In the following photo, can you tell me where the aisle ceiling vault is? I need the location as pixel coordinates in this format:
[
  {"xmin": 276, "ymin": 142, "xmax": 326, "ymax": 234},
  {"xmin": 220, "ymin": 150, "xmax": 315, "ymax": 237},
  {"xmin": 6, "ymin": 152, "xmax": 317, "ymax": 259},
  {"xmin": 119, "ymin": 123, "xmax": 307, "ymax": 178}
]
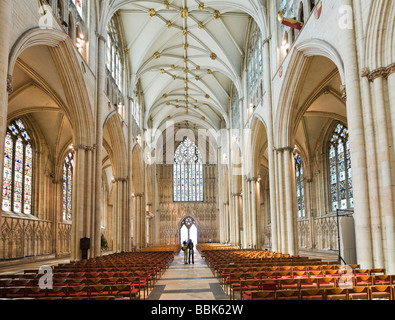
[{"xmin": 115, "ymin": 0, "xmax": 265, "ymax": 132}]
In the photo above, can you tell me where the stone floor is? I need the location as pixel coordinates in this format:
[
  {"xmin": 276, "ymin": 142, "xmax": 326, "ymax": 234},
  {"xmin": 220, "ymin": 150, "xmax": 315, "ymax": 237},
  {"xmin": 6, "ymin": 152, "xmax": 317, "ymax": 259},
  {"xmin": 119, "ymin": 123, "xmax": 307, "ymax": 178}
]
[{"xmin": 147, "ymin": 249, "xmax": 228, "ymax": 300}]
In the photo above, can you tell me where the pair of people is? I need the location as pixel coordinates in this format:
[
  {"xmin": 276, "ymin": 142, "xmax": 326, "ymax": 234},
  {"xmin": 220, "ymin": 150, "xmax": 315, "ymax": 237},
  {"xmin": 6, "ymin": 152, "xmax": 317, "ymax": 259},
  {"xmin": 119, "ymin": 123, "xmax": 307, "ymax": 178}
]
[{"xmin": 182, "ymin": 239, "xmax": 194, "ymax": 264}]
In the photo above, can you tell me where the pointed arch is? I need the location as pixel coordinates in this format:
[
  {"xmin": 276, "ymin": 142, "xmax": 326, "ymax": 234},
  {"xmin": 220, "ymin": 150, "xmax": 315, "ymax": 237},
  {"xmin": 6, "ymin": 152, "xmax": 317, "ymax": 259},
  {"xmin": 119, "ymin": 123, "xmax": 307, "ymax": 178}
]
[{"xmin": 8, "ymin": 27, "xmax": 95, "ymax": 148}]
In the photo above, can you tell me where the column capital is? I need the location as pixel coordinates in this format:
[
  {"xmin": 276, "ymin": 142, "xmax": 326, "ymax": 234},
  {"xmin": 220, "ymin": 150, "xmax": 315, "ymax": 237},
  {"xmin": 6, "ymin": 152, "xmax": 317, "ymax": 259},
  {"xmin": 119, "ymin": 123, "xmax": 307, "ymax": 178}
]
[
  {"xmin": 262, "ymin": 35, "xmax": 272, "ymax": 46},
  {"xmin": 273, "ymin": 146, "xmax": 294, "ymax": 153},
  {"xmin": 362, "ymin": 63, "xmax": 395, "ymax": 82},
  {"xmin": 7, "ymin": 74, "xmax": 13, "ymax": 95},
  {"xmin": 340, "ymin": 85, "xmax": 347, "ymax": 102},
  {"xmin": 74, "ymin": 144, "xmax": 96, "ymax": 152},
  {"xmin": 95, "ymin": 31, "xmax": 106, "ymax": 43}
]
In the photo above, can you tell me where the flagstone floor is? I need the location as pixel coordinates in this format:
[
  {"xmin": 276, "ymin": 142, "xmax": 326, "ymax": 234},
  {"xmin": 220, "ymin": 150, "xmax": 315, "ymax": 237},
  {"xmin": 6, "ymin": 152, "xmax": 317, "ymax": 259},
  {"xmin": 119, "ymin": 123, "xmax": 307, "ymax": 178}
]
[{"xmin": 147, "ymin": 249, "xmax": 228, "ymax": 300}]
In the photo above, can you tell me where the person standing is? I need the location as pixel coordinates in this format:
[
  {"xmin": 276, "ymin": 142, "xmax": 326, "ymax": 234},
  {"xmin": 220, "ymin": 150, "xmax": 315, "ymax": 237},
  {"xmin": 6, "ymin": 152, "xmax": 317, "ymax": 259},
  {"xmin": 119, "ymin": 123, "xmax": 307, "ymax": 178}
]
[
  {"xmin": 188, "ymin": 239, "xmax": 194, "ymax": 264},
  {"xmin": 182, "ymin": 241, "xmax": 188, "ymax": 264}
]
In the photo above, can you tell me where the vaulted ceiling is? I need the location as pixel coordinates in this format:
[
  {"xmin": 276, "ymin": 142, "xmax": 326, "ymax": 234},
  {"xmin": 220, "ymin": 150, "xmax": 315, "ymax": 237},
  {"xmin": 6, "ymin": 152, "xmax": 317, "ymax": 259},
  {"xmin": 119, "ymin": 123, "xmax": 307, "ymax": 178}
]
[{"xmin": 115, "ymin": 0, "xmax": 266, "ymax": 132}]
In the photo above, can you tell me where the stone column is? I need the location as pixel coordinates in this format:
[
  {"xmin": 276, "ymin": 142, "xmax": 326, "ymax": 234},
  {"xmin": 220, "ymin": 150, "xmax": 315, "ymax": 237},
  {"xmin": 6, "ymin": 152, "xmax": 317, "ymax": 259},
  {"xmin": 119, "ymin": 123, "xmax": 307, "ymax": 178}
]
[
  {"xmin": 242, "ymin": 177, "xmax": 249, "ymax": 248},
  {"xmin": 135, "ymin": 194, "xmax": 141, "ymax": 249},
  {"xmin": 276, "ymin": 149, "xmax": 286, "ymax": 253},
  {"xmin": 0, "ymin": 0, "xmax": 13, "ymax": 225},
  {"xmin": 283, "ymin": 147, "xmax": 297, "ymax": 255},
  {"xmin": 250, "ymin": 178, "xmax": 257, "ymax": 248},
  {"xmin": 386, "ymin": 68, "xmax": 395, "ymax": 273},
  {"xmin": 231, "ymin": 193, "xmax": 240, "ymax": 246},
  {"xmin": 341, "ymin": 0, "xmax": 373, "ymax": 268},
  {"xmin": 71, "ymin": 145, "xmax": 97, "ymax": 260},
  {"xmin": 262, "ymin": 37, "xmax": 278, "ymax": 252},
  {"xmin": 93, "ymin": 32, "xmax": 106, "ymax": 257}
]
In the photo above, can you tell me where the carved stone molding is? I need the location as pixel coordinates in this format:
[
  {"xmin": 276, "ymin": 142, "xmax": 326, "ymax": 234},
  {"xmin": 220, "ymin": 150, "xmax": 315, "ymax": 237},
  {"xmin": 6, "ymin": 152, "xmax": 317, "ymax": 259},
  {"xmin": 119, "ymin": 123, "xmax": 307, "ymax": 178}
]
[
  {"xmin": 7, "ymin": 74, "xmax": 13, "ymax": 95},
  {"xmin": 95, "ymin": 32, "xmax": 106, "ymax": 43},
  {"xmin": 273, "ymin": 146, "xmax": 294, "ymax": 153},
  {"xmin": 362, "ymin": 64, "xmax": 395, "ymax": 82},
  {"xmin": 74, "ymin": 144, "xmax": 96, "ymax": 152},
  {"xmin": 340, "ymin": 85, "xmax": 347, "ymax": 102}
]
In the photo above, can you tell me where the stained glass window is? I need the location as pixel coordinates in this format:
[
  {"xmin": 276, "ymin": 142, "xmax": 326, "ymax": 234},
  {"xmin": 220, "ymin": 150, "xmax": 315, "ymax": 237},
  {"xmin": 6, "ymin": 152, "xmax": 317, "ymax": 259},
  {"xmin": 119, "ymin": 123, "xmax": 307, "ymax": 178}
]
[
  {"xmin": 63, "ymin": 152, "xmax": 73, "ymax": 221},
  {"xmin": 72, "ymin": 0, "xmax": 83, "ymax": 18},
  {"xmin": 173, "ymin": 138, "xmax": 203, "ymax": 202},
  {"xmin": 107, "ymin": 17, "xmax": 123, "ymax": 90},
  {"xmin": 2, "ymin": 119, "xmax": 33, "ymax": 214},
  {"xmin": 247, "ymin": 22, "xmax": 263, "ymax": 92},
  {"xmin": 329, "ymin": 123, "xmax": 354, "ymax": 211},
  {"xmin": 295, "ymin": 154, "xmax": 305, "ymax": 218}
]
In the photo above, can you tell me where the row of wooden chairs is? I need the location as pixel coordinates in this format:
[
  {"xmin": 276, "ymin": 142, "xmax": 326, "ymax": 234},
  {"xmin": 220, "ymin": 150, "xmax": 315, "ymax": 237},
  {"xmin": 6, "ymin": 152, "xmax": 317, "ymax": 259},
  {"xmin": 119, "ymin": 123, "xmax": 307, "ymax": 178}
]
[
  {"xmin": 219, "ymin": 268, "xmax": 386, "ymax": 287},
  {"xmin": 228, "ymin": 275, "xmax": 395, "ymax": 300},
  {"xmin": 243, "ymin": 285, "xmax": 395, "ymax": 300},
  {"xmin": 0, "ymin": 283, "xmax": 140, "ymax": 300},
  {"xmin": 0, "ymin": 275, "xmax": 150, "ymax": 299}
]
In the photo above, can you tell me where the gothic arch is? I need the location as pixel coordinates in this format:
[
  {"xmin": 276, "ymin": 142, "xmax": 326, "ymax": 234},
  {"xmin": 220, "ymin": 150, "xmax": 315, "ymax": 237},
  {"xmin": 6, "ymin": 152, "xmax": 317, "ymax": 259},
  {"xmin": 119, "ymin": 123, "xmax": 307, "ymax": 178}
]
[
  {"xmin": 103, "ymin": 114, "xmax": 128, "ymax": 179},
  {"xmin": 8, "ymin": 27, "xmax": 95, "ymax": 147},
  {"xmin": 365, "ymin": 0, "xmax": 395, "ymax": 70},
  {"xmin": 275, "ymin": 40, "xmax": 345, "ymax": 147}
]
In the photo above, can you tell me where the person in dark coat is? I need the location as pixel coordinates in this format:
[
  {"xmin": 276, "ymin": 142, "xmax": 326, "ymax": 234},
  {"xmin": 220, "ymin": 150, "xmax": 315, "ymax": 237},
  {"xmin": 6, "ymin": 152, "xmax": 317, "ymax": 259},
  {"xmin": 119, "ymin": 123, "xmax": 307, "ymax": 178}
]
[{"xmin": 187, "ymin": 239, "xmax": 194, "ymax": 264}]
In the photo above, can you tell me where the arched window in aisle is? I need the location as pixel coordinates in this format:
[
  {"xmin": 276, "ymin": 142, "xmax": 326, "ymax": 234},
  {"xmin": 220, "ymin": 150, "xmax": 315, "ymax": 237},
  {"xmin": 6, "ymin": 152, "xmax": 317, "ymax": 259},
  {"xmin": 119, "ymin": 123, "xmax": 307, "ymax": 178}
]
[
  {"xmin": 62, "ymin": 151, "xmax": 74, "ymax": 221},
  {"xmin": 173, "ymin": 138, "xmax": 203, "ymax": 202},
  {"xmin": 106, "ymin": 17, "xmax": 123, "ymax": 90},
  {"xmin": 329, "ymin": 123, "xmax": 354, "ymax": 211},
  {"xmin": 294, "ymin": 153, "xmax": 305, "ymax": 218},
  {"xmin": 247, "ymin": 22, "xmax": 263, "ymax": 94},
  {"xmin": 72, "ymin": 0, "xmax": 83, "ymax": 18},
  {"xmin": 2, "ymin": 119, "xmax": 33, "ymax": 214}
]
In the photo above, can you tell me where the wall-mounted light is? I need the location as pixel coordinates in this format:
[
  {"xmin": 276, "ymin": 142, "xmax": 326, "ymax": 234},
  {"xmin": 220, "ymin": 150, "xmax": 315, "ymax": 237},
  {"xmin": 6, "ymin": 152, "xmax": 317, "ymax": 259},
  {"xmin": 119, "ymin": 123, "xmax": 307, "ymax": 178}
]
[{"xmin": 76, "ymin": 33, "xmax": 85, "ymax": 52}]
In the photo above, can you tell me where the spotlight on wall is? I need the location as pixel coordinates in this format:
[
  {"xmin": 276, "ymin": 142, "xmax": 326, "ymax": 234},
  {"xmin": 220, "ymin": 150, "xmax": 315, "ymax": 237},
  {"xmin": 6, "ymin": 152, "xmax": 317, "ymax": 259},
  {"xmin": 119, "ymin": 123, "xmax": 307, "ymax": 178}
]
[
  {"xmin": 282, "ymin": 39, "xmax": 290, "ymax": 50},
  {"xmin": 76, "ymin": 33, "xmax": 85, "ymax": 51}
]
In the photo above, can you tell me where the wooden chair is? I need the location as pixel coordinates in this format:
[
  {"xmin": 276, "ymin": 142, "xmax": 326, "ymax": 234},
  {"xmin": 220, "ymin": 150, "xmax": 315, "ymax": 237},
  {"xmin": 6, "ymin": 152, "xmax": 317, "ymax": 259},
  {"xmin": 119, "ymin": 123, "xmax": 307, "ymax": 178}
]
[
  {"xmin": 353, "ymin": 269, "xmax": 369, "ymax": 276},
  {"xmin": 0, "ymin": 279, "xmax": 13, "ymax": 288},
  {"xmin": 348, "ymin": 286, "xmax": 369, "ymax": 300},
  {"xmin": 369, "ymin": 285, "xmax": 392, "ymax": 300},
  {"xmin": 276, "ymin": 289, "xmax": 300, "ymax": 300},
  {"xmin": 300, "ymin": 289, "xmax": 326, "ymax": 300},
  {"xmin": 245, "ymin": 290, "xmax": 276, "ymax": 300},
  {"xmin": 46, "ymin": 286, "xmax": 68, "ymax": 299},
  {"xmin": 299, "ymin": 278, "xmax": 318, "ymax": 290},
  {"xmin": 237, "ymin": 280, "xmax": 262, "ymax": 300},
  {"xmin": 369, "ymin": 268, "xmax": 386, "ymax": 276},
  {"xmin": 226, "ymin": 272, "xmax": 245, "ymax": 296},
  {"xmin": 308, "ymin": 270, "xmax": 324, "ymax": 278},
  {"xmin": 88, "ymin": 285, "xmax": 112, "ymax": 299},
  {"xmin": 111, "ymin": 284, "xmax": 139, "ymax": 300},
  {"xmin": 324, "ymin": 270, "xmax": 339, "ymax": 277},
  {"xmin": 354, "ymin": 275, "xmax": 374, "ymax": 287},
  {"xmin": 2, "ymin": 287, "xmax": 26, "ymax": 299},
  {"xmin": 317, "ymin": 277, "xmax": 337, "ymax": 289},
  {"xmin": 278, "ymin": 278, "xmax": 299, "ymax": 290},
  {"xmin": 293, "ymin": 271, "xmax": 308, "ymax": 279},
  {"xmin": 67, "ymin": 285, "xmax": 89, "ymax": 298},
  {"xmin": 347, "ymin": 264, "xmax": 360, "ymax": 269},
  {"xmin": 373, "ymin": 275, "xmax": 391, "ymax": 285},
  {"xmin": 325, "ymin": 288, "xmax": 348, "ymax": 300},
  {"xmin": 277, "ymin": 270, "xmax": 292, "ymax": 279}
]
